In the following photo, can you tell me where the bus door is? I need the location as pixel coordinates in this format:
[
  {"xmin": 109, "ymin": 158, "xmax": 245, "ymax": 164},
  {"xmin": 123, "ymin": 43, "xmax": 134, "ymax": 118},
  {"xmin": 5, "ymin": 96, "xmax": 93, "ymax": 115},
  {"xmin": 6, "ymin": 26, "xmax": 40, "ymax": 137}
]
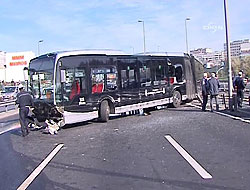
[
  {"xmin": 117, "ymin": 58, "xmax": 139, "ymax": 106},
  {"xmin": 150, "ymin": 58, "xmax": 172, "ymax": 99},
  {"xmin": 55, "ymin": 57, "xmax": 90, "ymax": 112},
  {"xmin": 168, "ymin": 56, "xmax": 187, "ymax": 98}
]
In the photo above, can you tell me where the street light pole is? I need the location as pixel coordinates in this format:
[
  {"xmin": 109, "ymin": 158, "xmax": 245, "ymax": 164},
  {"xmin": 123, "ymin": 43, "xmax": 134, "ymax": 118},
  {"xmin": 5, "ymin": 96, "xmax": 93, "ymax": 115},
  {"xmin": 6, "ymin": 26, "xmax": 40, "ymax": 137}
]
[
  {"xmin": 223, "ymin": 0, "xmax": 233, "ymax": 110},
  {"xmin": 138, "ymin": 20, "xmax": 146, "ymax": 54},
  {"xmin": 4, "ymin": 64, "xmax": 6, "ymax": 82},
  {"xmin": 38, "ymin": 40, "xmax": 43, "ymax": 56},
  {"xmin": 185, "ymin": 18, "xmax": 190, "ymax": 54}
]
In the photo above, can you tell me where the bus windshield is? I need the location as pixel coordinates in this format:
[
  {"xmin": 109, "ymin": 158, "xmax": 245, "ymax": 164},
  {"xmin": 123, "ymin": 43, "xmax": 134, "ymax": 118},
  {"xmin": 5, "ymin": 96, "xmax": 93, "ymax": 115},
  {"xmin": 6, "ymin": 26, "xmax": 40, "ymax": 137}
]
[{"xmin": 29, "ymin": 55, "xmax": 56, "ymax": 100}]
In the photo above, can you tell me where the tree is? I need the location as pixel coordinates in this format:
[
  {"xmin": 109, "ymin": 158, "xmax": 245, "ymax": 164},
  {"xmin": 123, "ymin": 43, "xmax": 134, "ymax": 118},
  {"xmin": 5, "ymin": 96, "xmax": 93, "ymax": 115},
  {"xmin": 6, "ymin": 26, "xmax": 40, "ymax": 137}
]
[
  {"xmin": 232, "ymin": 56, "xmax": 250, "ymax": 77},
  {"xmin": 218, "ymin": 56, "xmax": 250, "ymax": 79}
]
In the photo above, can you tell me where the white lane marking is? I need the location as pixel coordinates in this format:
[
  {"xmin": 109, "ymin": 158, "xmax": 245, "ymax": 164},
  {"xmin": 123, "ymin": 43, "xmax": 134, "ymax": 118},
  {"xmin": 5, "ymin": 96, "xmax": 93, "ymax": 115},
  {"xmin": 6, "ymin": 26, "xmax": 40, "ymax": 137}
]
[
  {"xmin": 0, "ymin": 123, "xmax": 20, "ymax": 135},
  {"xmin": 165, "ymin": 135, "xmax": 212, "ymax": 179},
  {"xmin": 188, "ymin": 103, "xmax": 250, "ymax": 124},
  {"xmin": 17, "ymin": 144, "xmax": 64, "ymax": 190}
]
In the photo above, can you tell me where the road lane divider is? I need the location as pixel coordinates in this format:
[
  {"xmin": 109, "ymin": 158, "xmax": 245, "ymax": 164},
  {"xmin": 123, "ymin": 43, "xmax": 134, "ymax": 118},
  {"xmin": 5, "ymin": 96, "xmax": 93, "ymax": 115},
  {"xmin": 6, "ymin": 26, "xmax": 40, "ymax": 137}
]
[
  {"xmin": 164, "ymin": 135, "xmax": 212, "ymax": 180},
  {"xmin": 17, "ymin": 143, "xmax": 64, "ymax": 190}
]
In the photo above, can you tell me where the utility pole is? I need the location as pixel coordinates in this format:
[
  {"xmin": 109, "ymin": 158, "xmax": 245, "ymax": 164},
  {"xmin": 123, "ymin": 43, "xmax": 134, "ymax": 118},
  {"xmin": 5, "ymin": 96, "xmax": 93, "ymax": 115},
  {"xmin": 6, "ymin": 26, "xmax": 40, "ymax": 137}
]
[
  {"xmin": 38, "ymin": 40, "xmax": 43, "ymax": 56},
  {"xmin": 138, "ymin": 20, "xmax": 146, "ymax": 54},
  {"xmin": 224, "ymin": 0, "xmax": 233, "ymax": 110},
  {"xmin": 185, "ymin": 18, "xmax": 190, "ymax": 54}
]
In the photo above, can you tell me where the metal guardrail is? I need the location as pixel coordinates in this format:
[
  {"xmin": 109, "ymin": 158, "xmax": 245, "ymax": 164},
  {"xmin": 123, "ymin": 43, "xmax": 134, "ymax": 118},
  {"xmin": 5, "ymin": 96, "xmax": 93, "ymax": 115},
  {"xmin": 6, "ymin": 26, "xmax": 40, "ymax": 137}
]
[{"xmin": 0, "ymin": 100, "xmax": 17, "ymax": 112}]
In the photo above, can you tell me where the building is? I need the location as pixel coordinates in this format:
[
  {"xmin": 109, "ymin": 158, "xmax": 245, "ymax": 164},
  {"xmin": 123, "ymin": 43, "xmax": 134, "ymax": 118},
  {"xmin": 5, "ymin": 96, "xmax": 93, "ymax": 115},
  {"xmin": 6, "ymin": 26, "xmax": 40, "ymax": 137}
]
[
  {"xmin": 224, "ymin": 39, "xmax": 250, "ymax": 57},
  {"xmin": 0, "ymin": 51, "xmax": 35, "ymax": 82},
  {"xmin": 190, "ymin": 48, "xmax": 213, "ymax": 54},
  {"xmin": 190, "ymin": 48, "xmax": 224, "ymax": 69},
  {"xmin": 240, "ymin": 43, "xmax": 250, "ymax": 57},
  {"xmin": 0, "ymin": 51, "xmax": 5, "ymax": 69}
]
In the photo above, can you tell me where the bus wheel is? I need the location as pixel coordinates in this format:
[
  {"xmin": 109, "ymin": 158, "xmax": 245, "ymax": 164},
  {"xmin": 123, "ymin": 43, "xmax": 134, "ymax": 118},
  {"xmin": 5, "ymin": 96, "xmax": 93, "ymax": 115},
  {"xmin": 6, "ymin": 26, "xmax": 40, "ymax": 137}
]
[
  {"xmin": 99, "ymin": 100, "xmax": 110, "ymax": 122},
  {"xmin": 172, "ymin": 91, "xmax": 181, "ymax": 108}
]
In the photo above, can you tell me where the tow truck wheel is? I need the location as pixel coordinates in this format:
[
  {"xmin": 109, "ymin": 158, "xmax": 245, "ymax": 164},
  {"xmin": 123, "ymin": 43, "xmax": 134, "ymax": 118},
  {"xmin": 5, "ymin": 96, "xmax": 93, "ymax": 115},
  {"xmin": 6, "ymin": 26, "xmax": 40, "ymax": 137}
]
[
  {"xmin": 99, "ymin": 100, "xmax": 110, "ymax": 122},
  {"xmin": 172, "ymin": 90, "xmax": 181, "ymax": 108}
]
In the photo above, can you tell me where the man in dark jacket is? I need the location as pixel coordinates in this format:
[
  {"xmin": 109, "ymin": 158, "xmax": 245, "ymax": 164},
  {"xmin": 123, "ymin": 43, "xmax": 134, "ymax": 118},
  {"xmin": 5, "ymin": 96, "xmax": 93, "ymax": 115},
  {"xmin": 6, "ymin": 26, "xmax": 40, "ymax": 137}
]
[
  {"xmin": 16, "ymin": 84, "xmax": 34, "ymax": 137},
  {"xmin": 201, "ymin": 72, "xmax": 209, "ymax": 111},
  {"xmin": 233, "ymin": 71, "xmax": 245, "ymax": 108},
  {"xmin": 208, "ymin": 72, "xmax": 220, "ymax": 112}
]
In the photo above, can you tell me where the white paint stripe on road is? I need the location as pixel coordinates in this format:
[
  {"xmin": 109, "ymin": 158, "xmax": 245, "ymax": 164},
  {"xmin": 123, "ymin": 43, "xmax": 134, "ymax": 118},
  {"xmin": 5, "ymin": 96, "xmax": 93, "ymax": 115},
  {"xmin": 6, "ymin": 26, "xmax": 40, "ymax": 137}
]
[
  {"xmin": 216, "ymin": 111, "xmax": 250, "ymax": 124},
  {"xmin": 0, "ymin": 123, "xmax": 20, "ymax": 135},
  {"xmin": 164, "ymin": 135, "xmax": 212, "ymax": 179},
  {"xmin": 17, "ymin": 144, "xmax": 64, "ymax": 190}
]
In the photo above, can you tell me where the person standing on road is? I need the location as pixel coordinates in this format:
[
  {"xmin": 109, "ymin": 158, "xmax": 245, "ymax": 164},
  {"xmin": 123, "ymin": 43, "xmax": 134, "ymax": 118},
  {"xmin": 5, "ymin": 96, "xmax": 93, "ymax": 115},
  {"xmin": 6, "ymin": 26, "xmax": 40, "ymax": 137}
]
[
  {"xmin": 201, "ymin": 72, "xmax": 209, "ymax": 111},
  {"xmin": 208, "ymin": 72, "xmax": 220, "ymax": 112},
  {"xmin": 16, "ymin": 84, "xmax": 34, "ymax": 137},
  {"xmin": 233, "ymin": 71, "xmax": 246, "ymax": 108}
]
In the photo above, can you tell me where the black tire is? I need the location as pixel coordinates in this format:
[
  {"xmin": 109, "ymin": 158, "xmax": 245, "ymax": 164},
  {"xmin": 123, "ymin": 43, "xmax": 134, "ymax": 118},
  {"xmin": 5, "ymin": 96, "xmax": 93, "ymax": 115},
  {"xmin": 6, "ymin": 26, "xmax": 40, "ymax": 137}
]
[
  {"xmin": 172, "ymin": 90, "xmax": 182, "ymax": 108},
  {"xmin": 99, "ymin": 100, "xmax": 110, "ymax": 122}
]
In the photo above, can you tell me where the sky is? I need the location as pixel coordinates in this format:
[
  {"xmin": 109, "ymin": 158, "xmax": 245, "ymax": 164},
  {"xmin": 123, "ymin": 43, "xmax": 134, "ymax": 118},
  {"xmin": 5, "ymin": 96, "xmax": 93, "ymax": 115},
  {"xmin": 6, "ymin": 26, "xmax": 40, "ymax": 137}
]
[{"xmin": 0, "ymin": 0, "xmax": 249, "ymax": 56}]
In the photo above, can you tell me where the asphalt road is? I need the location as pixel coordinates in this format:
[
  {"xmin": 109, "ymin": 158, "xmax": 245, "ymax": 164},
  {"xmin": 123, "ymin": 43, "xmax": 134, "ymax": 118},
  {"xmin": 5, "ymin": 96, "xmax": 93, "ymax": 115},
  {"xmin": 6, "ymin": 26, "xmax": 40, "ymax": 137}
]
[{"xmin": 0, "ymin": 105, "xmax": 250, "ymax": 190}]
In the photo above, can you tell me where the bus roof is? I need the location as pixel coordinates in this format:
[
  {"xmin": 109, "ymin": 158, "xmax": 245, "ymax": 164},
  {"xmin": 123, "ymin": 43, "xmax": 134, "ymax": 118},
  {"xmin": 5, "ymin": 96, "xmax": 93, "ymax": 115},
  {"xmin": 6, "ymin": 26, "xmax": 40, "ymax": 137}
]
[
  {"xmin": 33, "ymin": 50, "xmax": 191, "ymax": 63},
  {"xmin": 135, "ymin": 52, "xmax": 188, "ymax": 57},
  {"xmin": 55, "ymin": 49, "xmax": 128, "ymax": 59}
]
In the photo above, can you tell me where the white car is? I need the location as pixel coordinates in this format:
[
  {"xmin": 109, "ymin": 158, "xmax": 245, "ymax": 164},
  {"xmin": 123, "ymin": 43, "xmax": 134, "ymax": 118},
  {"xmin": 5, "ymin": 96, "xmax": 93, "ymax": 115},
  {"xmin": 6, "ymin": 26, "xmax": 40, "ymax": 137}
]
[{"xmin": 2, "ymin": 86, "xmax": 19, "ymax": 100}]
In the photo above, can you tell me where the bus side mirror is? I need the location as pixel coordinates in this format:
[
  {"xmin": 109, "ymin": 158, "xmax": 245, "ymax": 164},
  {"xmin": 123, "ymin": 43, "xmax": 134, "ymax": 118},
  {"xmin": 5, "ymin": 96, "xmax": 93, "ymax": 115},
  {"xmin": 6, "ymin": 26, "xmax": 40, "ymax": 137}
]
[{"xmin": 61, "ymin": 70, "xmax": 66, "ymax": 83}]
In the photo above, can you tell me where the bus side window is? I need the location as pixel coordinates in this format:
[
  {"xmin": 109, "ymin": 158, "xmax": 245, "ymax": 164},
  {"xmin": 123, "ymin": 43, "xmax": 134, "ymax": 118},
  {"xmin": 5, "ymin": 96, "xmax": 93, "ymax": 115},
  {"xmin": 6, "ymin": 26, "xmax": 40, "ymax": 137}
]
[
  {"xmin": 92, "ymin": 73, "xmax": 104, "ymax": 94},
  {"xmin": 175, "ymin": 64, "xmax": 183, "ymax": 82},
  {"xmin": 169, "ymin": 65, "xmax": 175, "ymax": 77},
  {"xmin": 69, "ymin": 80, "xmax": 80, "ymax": 100},
  {"xmin": 153, "ymin": 64, "xmax": 166, "ymax": 86},
  {"xmin": 64, "ymin": 69, "xmax": 75, "ymax": 101},
  {"xmin": 106, "ymin": 67, "xmax": 118, "ymax": 91},
  {"xmin": 128, "ymin": 69, "xmax": 136, "ymax": 88},
  {"xmin": 107, "ymin": 73, "xmax": 117, "ymax": 90},
  {"xmin": 121, "ymin": 70, "xmax": 128, "ymax": 89},
  {"xmin": 140, "ymin": 66, "xmax": 151, "ymax": 87}
]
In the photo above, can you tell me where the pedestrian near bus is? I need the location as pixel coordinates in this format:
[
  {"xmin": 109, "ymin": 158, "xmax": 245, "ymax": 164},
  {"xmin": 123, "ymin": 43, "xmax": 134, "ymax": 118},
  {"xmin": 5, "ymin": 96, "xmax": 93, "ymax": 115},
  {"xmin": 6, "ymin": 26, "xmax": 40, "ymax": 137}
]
[
  {"xmin": 16, "ymin": 84, "xmax": 34, "ymax": 137},
  {"xmin": 208, "ymin": 72, "xmax": 220, "ymax": 112},
  {"xmin": 201, "ymin": 72, "xmax": 209, "ymax": 111},
  {"xmin": 233, "ymin": 71, "xmax": 245, "ymax": 108}
]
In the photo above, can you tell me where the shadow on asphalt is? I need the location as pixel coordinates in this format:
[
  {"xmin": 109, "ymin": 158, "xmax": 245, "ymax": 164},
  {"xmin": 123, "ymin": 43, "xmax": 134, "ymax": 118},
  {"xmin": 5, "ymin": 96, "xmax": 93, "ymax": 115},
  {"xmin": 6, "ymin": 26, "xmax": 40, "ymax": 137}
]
[{"xmin": 62, "ymin": 120, "xmax": 94, "ymax": 129}]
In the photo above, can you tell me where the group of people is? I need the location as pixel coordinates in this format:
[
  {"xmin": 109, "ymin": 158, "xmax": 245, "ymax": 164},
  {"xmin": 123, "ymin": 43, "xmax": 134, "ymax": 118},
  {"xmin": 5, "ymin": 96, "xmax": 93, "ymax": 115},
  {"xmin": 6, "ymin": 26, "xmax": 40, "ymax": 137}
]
[
  {"xmin": 202, "ymin": 71, "xmax": 246, "ymax": 112},
  {"xmin": 201, "ymin": 72, "xmax": 220, "ymax": 112}
]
